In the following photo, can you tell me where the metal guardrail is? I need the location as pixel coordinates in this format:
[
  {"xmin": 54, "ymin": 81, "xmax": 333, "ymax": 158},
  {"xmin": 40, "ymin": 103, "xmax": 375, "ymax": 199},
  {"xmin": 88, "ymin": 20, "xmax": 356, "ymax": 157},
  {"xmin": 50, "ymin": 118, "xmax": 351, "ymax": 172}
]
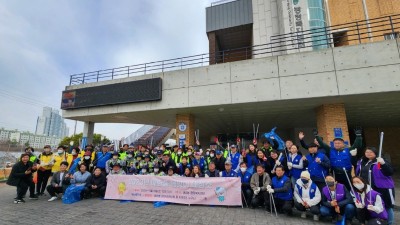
[{"xmin": 69, "ymin": 14, "xmax": 400, "ymax": 86}]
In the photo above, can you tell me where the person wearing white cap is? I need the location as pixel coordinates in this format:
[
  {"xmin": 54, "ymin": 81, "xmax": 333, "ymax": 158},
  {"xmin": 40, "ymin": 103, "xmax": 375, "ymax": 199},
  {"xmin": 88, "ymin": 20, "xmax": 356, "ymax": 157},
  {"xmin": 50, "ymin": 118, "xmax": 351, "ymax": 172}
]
[{"xmin": 294, "ymin": 171, "xmax": 321, "ymax": 221}]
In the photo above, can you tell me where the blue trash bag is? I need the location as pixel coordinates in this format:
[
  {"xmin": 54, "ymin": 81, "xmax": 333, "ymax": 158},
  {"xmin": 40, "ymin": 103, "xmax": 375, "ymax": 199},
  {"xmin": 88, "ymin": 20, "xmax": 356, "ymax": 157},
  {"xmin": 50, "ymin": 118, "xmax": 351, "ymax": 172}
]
[
  {"xmin": 153, "ymin": 201, "xmax": 168, "ymax": 208},
  {"xmin": 62, "ymin": 184, "xmax": 85, "ymax": 204}
]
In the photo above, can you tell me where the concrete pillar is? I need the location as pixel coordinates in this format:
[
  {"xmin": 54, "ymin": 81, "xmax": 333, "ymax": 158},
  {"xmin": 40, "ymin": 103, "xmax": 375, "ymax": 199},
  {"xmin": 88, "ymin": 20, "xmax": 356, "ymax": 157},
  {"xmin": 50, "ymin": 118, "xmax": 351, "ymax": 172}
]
[
  {"xmin": 315, "ymin": 103, "xmax": 350, "ymax": 142},
  {"xmin": 176, "ymin": 114, "xmax": 195, "ymax": 148},
  {"xmin": 82, "ymin": 121, "xmax": 95, "ymax": 146}
]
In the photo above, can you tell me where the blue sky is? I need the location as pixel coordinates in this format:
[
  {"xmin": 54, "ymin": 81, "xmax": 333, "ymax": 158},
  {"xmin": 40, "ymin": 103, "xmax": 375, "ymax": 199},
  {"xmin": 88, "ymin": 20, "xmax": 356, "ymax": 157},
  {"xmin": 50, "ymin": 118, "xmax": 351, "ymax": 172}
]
[{"xmin": 0, "ymin": 0, "xmax": 212, "ymax": 139}]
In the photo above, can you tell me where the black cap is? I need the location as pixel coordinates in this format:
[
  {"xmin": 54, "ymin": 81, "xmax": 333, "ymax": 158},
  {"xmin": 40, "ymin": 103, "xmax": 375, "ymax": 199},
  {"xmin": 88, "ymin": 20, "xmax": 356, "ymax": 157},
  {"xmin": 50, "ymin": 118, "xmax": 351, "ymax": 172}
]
[
  {"xmin": 168, "ymin": 166, "xmax": 174, "ymax": 170},
  {"xmin": 308, "ymin": 143, "xmax": 318, "ymax": 148}
]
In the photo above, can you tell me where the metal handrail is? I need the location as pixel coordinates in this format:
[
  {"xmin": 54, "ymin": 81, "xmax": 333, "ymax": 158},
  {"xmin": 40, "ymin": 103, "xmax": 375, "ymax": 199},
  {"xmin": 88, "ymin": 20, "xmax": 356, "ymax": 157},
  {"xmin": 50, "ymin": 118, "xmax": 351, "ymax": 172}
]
[{"xmin": 68, "ymin": 14, "xmax": 400, "ymax": 86}]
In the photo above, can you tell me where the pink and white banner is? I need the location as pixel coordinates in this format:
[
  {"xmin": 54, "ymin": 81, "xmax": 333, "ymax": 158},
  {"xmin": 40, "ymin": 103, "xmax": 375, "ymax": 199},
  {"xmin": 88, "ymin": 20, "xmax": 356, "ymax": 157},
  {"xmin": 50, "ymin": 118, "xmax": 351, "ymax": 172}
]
[{"xmin": 105, "ymin": 175, "xmax": 242, "ymax": 206}]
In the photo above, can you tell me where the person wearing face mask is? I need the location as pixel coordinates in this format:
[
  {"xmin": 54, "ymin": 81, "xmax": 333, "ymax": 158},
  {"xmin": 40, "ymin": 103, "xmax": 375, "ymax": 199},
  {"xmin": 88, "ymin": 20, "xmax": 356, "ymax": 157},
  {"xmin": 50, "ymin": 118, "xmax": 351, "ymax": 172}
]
[
  {"xmin": 302, "ymin": 143, "xmax": 330, "ymax": 191},
  {"xmin": 141, "ymin": 154, "xmax": 154, "ymax": 173},
  {"xmin": 36, "ymin": 145, "xmax": 54, "ymax": 196},
  {"xmin": 186, "ymin": 148, "xmax": 195, "ymax": 164},
  {"xmin": 150, "ymin": 164, "xmax": 165, "ymax": 176},
  {"xmin": 355, "ymin": 147, "xmax": 395, "ymax": 225},
  {"xmin": 173, "ymin": 148, "xmax": 184, "ymax": 166},
  {"xmin": 206, "ymin": 149, "xmax": 216, "ymax": 166},
  {"xmin": 83, "ymin": 167, "xmax": 106, "ymax": 199},
  {"xmin": 352, "ymin": 176, "xmax": 388, "ymax": 225},
  {"xmin": 67, "ymin": 147, "xmax": 81, "ymax": 166},
  {"xmin": 294, "ymin": 171, "xmax": 321, "ymax": 221},
  {"xmin": 238, "ymin": 162, "xmax": 252, "ymax": 206},
  {"xmin": 315, "ymin": 128, "xmax": 362, "ymax": 191},
  {"xmin": 191, "ymin": 152, "xmax": 207, "ymax": 174},
  {"xmin": 178, "ymin": 156, "xmax": 191, "ymax": 176},
  {"xmin": 106, "ymin": 152, "xmax": 124, "ymax": 174},
  {"xmin": 267, "ymin": 166, "xmax": 293, "ymax": 216},
  {"xmin": 51, "ymin": 146, "xmax": 68, "ymax": 174},
  {"xmin": 81, "ymin": 151, "xmax": 94, "ymax": 173},
  {"xmin": 124, "ymin": 151, "xmax": 135, "ymax": 174},
  {"xmin": 213, "ymin": 150, "xmax": 226, "ymax": 172},
  {"xmin": 119, "ymin": 144, "xmax": 129, "ymax": 161},
  {"xmin": 320, "ymin": 175, "xmax": 355, "ymax": 224},
  {"xmin": 153, "ymin": 150, "xmax": 164, "ymax": 168},
  {"xmin": 205, "ymin": 161, "xmax": 219, "ymax": 177}
]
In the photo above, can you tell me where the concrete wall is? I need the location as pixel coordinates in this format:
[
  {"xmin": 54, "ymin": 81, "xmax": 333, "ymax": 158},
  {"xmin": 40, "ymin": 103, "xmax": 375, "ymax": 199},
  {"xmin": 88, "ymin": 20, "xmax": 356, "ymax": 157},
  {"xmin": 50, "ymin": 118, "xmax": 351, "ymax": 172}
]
[{"xmin": 63, "ymin": 39, "xmax": 400, "ymax": 118}]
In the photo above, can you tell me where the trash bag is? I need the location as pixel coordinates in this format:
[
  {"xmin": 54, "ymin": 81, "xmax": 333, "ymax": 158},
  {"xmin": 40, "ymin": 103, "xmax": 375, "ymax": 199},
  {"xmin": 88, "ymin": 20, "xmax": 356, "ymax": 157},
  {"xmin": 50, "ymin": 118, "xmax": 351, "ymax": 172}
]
[
  {"xmin": 153, "ymin": 201, "xmax": 168, "ymax": 208},
  {"xmin": 32, "ymin": 172, "xmax": 38, "ymax": 184},
  {"xmin": 62, "ymin": 184, "xmax": 85, "ymax": 204}
]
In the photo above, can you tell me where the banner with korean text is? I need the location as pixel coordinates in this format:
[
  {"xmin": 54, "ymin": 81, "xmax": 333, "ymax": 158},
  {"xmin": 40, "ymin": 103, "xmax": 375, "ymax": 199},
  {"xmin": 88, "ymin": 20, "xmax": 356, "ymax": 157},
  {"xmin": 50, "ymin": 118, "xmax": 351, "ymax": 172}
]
[{"xmin": 105, "ymin": 175, "xmax": 242, "ymax": 206}]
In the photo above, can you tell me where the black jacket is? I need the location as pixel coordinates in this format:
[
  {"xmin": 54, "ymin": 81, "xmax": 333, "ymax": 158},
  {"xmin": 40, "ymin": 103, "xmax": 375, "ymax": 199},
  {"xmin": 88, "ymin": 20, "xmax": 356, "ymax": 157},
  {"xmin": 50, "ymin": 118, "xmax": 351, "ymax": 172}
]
[
  {"xmin": 86, "ymin": 173, "xmax": 106, "ymax": 189},
  {"xmin": 7, "ymin": 161, "xmax": 35, "ymax": 186},
  {"xmin": 213, "ymin": 156, "xmax": 226, "ymax": 172},
  {"xmin": 50, "ymin": 171, "xmax": 71, "ymax": 189}
]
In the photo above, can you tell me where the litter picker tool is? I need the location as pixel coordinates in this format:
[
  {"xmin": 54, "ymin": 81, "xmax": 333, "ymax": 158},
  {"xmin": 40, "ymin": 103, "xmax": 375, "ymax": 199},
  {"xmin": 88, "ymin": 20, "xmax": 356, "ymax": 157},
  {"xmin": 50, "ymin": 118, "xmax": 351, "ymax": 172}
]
[
  {"xmin": 343, "ymin": 167, "xmax": 359, "ymax": 203},
  {"xmin": 377, "ymin": 132, "xmax": 384, "ymax": 169},
  {"xmin": 253, "ymin": 123, "xmax": 259, "ymax": 144}
]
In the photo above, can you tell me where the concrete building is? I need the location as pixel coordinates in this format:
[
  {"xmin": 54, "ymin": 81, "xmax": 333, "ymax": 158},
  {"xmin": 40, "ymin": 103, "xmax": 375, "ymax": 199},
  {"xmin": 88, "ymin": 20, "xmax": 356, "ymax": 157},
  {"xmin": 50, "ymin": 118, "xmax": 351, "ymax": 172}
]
[
  {"xmin": 61, "ymin": 1, "xmax": 400, "ymax": 170},
  {"xmin": 35, "ymin": 107, "xmax": 69, "ymax": 138}
]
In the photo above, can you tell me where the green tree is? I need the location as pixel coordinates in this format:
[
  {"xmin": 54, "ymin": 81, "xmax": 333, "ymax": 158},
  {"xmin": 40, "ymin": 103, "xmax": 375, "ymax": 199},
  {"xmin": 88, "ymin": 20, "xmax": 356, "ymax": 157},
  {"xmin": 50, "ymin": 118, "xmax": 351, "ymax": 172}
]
[
  {"xmin": 59, "ymin": 133, "xmax": 110, "ymax": 147},
  {"xmin": 24, "ymin": 141, "xmax": 30, "ymax": 147}
]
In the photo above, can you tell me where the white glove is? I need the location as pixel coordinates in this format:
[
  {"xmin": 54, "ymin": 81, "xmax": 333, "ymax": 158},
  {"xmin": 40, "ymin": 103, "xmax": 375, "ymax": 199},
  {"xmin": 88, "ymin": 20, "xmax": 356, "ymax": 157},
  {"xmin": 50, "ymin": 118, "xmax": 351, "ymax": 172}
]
[
  {"xmin": 205, "ymin": 174, "xmax": 209, "ymax": 178},
  {"xmin": 195, "ymin": 174, "xmax": 199, "ymax": 178},
  {"xmin": 254, "ymin": 187, "xmax": 261, "ymax": 195},
  {"xmin": 219, "ymin": 171, "xmax": 223, "ymax": 177},
  {"xmin": 268, "ymin": 189, "xmax": 274, "ymax": 194},
  {"xmin": 275, "ymin": 161, "xmax": 281, "ymax": 166},
  {"xmin": 266, "ymin": 185, "xmax": 271, "ymax": 190},
  {"xmin": 377, "ymin": 157, "xmax": 385, "ymax": 165},
  {"xmin": 176, "ymin": 163, "xmax": 180, "ymax": 167},
  {"xmin": 287, "ymin": 162, "xmax": 293, "ymax": 167},
  {"xmin": 350, "ymin": 148, "xmax": 357, "ymax": 156},
  {"xmin": 367, "ymin": 204, "xmax": 379, "ymax": 213},
  {"xmin": 355, "ymin": 201, "xmax": 364, "ymax": 209}
]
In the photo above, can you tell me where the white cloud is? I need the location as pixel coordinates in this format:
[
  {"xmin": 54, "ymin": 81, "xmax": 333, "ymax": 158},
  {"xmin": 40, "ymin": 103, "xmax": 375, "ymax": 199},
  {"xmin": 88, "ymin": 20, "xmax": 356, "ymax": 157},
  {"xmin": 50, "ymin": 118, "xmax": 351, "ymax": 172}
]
[{"xmin": 0, "ymin": 0, "xmax": 211, "ymax": 140}]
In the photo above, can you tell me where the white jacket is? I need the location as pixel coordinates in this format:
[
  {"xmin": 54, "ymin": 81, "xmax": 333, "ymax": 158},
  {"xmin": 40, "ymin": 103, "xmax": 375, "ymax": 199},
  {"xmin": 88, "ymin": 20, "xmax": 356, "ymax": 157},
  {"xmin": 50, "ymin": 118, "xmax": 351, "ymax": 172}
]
[{"xmin": 294, "ymin": 179, "xmax": 321, "ymax": 206}]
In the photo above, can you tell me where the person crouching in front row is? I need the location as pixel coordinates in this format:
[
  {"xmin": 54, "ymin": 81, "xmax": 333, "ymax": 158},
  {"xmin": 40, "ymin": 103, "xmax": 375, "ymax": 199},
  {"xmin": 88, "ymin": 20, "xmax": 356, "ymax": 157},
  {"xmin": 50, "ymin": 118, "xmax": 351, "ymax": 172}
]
[
  {"xmin": 83, "ymin": 167, "xmax": 107, "ymax": 199},
  {"xmin": 294, "ymin": 171, "xmax": 321, "ymax": 221},
  {"xmin": 47, "ymin": 161, "xmax": 71, "ymax": 202},
  {"xmin": 250, "ymin": 164, "xmax": 271, "ymax": 210}
]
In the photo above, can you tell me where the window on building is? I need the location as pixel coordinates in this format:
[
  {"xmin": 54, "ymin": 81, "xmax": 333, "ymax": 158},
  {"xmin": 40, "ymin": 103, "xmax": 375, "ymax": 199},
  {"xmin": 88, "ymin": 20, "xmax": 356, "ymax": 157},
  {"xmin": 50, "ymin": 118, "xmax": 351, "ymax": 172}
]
[{"xmin": 384, "ymin": 32, "xmax": 399, "ymax": 40}]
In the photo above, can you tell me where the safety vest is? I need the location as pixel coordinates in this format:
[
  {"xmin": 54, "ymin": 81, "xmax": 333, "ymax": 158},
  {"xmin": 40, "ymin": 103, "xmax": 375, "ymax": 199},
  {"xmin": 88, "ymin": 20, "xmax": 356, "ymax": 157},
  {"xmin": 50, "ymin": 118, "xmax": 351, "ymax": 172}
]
[
  {"xmin": 51, "ymin": 153, "xmax": 68, "ymax": 173},
  {"xmin": 272, "ymin": 175, "xmax": 293, "ymax": 201},
  {"xmin": 38, "ymin": 153, "xmax": 53, "ymax": 170},
  {"xmin": 222, "ymin": 170, "xmax": 237, "ymax": 177},
  {"xmin": 119, "ymin": 151, "xmax": 127, "ymax": 160},
  {"xmin": 296, "ymin": 182, "xmax": 318, "ymax": 199},
  {"xmin": 306, "ymin": 152, "xmax": 328, "ymax": 180},
  {"xmin": 330, "ymin": 147, "xmax": 352, "ymax": 170}
]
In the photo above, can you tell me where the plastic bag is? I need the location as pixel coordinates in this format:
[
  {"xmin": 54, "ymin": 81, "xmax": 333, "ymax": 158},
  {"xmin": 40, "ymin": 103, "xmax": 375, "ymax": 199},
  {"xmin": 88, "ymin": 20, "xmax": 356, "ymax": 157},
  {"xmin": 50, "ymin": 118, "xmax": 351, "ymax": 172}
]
[
  {"xmin": 62, "ymin": 184, "xmax": 85, "ymax": 204},
  {"xmin": 153, "ymin": 201, "xmax": 168, "ymax": 208},
  {"xmin": 32, "ymin": 172, "xmax": 38, "ymax": 184}
]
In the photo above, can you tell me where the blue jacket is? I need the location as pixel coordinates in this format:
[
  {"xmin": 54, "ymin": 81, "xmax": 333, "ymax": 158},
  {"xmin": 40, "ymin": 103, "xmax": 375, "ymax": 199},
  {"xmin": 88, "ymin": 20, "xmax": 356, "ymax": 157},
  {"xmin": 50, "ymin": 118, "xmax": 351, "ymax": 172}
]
[
  {"xmin": 238, "ymin": 171, "xmax": 252, "ymax": 189},
  {"xmin": 222, "ymin": 170, "xmax": 237, "ymax": 177},
  {"xmin": 95, "ymin": 152, "xmax": 112, "ymax": 169},
  {"xmin": 304, "ymin": 152, "xmax": 330, "ymax": 182}
]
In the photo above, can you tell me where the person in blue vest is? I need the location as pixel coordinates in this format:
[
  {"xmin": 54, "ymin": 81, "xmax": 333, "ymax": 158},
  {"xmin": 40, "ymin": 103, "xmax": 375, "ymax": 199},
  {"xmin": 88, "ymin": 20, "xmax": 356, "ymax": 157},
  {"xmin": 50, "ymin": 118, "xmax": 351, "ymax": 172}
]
[
  {"xmin": 267, "ymin": 165, "xmax": 293, "ymax": 216},
  {"xmin": 221, "ymin": 160, "xmax": 237, "ymax": 177},
  {"xmin": 294, "ymin": 171, "xmax": 321, "ymax": 221},
  {"xmin": 298, "ymin": 131, "xmax": 326, "ymax": 154},
  {"xmin": 177, "ymin": 156, "xmax": 191, "ymax": 176},
  {"xmin": 227, "ymin": 144, "xmax": 243, "ymax": 173},
  {"xmin": 315, "ymin": 128, "xmax": 362, "ymax": 191},
  {"xmin": 302, "ymin": 143, "xmax": 330, "ymax": 191},
  {"xmin": 320, "ymin": 175, "xmax": 355, "ymax": 224},
  {"xmin": 246, "ymin": 144, "xmax": 258, "ymax": 174},
  {"xmin": 250, "ymin": 164, "xmax": 271, "ymax": 210},
  {"xmin": 238, "ymin": 162, "xmax": 252, "ymax": 206},
  {"xmin": 355, "ymin": 147, "xmax": 395, "ymax": 225},
  {"xmin": 93, "ymin": 144, "xmax": 112, "ymax": 174},
  {"xmin": 287, "ymin": 144, "xmax": 304, "ymax": 188},
  {"xmin": 352, "ymin": 176, "xmax": 388, "ymax": 225},
  {"xmin": 191, "ymin": 152, "xmax": 207, "ymax": 174}
]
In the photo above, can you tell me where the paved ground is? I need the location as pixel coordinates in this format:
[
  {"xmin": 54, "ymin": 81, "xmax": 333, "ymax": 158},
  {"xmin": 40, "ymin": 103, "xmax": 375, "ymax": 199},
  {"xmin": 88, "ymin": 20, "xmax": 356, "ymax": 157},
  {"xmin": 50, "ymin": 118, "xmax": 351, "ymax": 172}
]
[{"xmin": 0, "ymin": 183, "xmax": 397, "ymax": 225}]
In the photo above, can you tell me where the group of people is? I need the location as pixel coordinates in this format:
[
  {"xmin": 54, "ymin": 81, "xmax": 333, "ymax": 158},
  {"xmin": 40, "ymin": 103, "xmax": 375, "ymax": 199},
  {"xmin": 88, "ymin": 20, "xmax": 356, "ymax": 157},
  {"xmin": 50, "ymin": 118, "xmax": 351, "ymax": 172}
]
[{"xmin": 7, "ymin": 128, "xmax": 395, "ymax": 225}]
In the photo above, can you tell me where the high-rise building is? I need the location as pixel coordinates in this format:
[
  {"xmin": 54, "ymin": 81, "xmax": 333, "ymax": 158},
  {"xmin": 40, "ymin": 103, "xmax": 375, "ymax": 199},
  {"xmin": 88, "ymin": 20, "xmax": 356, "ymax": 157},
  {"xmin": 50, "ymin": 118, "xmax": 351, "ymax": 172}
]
[{"xmin": 35, "ymin": 107, "xmax": 69, "ymax": 137}]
